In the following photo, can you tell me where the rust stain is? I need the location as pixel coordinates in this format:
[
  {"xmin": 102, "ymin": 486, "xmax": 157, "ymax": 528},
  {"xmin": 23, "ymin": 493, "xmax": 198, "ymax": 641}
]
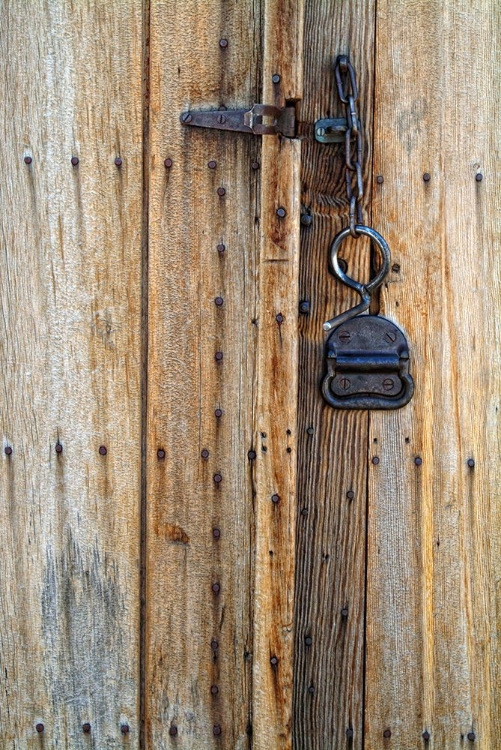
[{"xmin": 155, "ymin": 521, "xmax": 190, "ymax": 545}]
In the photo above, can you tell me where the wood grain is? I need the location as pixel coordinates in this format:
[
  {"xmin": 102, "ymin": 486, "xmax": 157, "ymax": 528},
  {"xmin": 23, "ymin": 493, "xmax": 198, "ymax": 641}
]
[
  {"xmin": 0, "ymin": 1, "xmax": 143, "ymax": 747},
  {"xmin": 293, "ymin": 2, "xmax": 376, "ymax": 748},
  {"xmin": 146, "ymin": 1, "xmax": 262, "ymax": 747},
  {"xmin": 366, "ymin": 1, "xmax": 501, "ymax": 748}
]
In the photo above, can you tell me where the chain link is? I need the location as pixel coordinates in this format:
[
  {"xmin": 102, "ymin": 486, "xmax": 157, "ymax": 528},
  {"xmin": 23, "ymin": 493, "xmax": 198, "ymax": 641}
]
[{"xmin": 334, "ymin": 55, "xmax": 364, "ymax": 237}]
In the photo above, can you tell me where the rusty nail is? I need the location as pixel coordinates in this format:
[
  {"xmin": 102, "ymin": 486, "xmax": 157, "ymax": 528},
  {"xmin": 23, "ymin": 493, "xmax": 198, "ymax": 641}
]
[
  {"xmin": 157, "ymin": 448, "xmax": 166, "ymax": 459},
  {"xmin": 212, "ymin": 528, "xmax": 221, "ymax": 540},
  {"xmin": 215, "ymin": 351, "xmax": 223, "ymax": 362},
  {"xmin": 217, "ymin": 186, "xmax": 226, "ymax": 196},
  {"xmin": 169, "ymin": 725, "xmax": 178, "ymax": 736},
  {"xmin": 71, "ymin": 156, "xmax": 79, "ymax": 166},
  {"xmin": 423, "ymin": 172, "xmax": 430, "ymax": 182},
  {"xmin": 215, "ymin": 296, "xmax": 224, "ymax": 306},
  {"xmin": 212, "ymin": 582, "xmax": 220, "ymax": 594},
  {"xmin": 346, "ymin": 728, "xmax": 354, "ymax": 739},
  {"xmin": 208, "ymin": 160, "xmax": 217, "ymax": 169},
  {"xmin": 372, "ymin": 456, "xmax": 380, "ymax": 465},
  {"xmin": 213, "ymin": 725, "xmax": 222, "ymax": 737},
  {"xmin": 467, "ymin": 732, "xmax": 475, "ymax": 741},
  {"xmin": 217, "ymin": 243, "xmax": 226, "ymax": 254},
  {"xmin": 475, "ymin": 173, "xmax": 483, "ymax": 182},
  {"xmin": 392, "ymin": 263, "xmax": 400, "ymax": 273},
  {"xmin": 217, "ymin": 115, "xmax": 226, "ymax": 125},
  {"xmin": 422, "ymin": 731, "xmax": 430, "ymax": 741},
  {"xmin": 251, "ymin": 161, "xmax": 260, "ymax": 170},
  {"xmin": 211, "ymin": 685, "xmax": 219, "ymax": 695},
  {"xmin": 201, "ymin": 449, "xmax": 209, "ymax": 459},
  {"xmin": 248, "ymin": 450, "xmax": 256, "ymax": 460},
  {"xmin": 114, "ymin": 157, "xmax": 122, "ymax": 167},
  {"xmin": 99, "ymin": 445, "xmax": 107, "ymax": 456},
  {"xmin": 341, "ymin": 607, "xmax": 349, "ymax": 617},
  {"xmin": 376, "ymin": 175, "xmax": 384, "ymax": 184},
  {"xmin": 276, "ymin": 313, "xmax": 284, "ymax": 323},
  {"xmin": 300, "ymin": 213, "xmax": 313, "ymax": 227},
  {"xmin": 5, "ymin": 446, "xmax": 12, "ymax": 456},
  {"xmin": 339, "ymin": 330, "xmax": 351, "ymax": 342},
  {"xmin": 301, "ymin": 507, "xmax": 308, "ymax": 516},
  {"xmin": 467, "ymin": 458, "xmax": 475, "ymax": 468},
  {"xmin": 299, "ymin": 300, "xmax": 310, "ymax": 314},
  {"xmin": 271, "ymin": 494, "xmax": 280, "ymax": 504},
  {"xmin": 415, "ymin": 456, "xmax": 423, "ymax": 466},
  {"xmin": 24, "ymin": 155, "xmax": 32, "ymax": 164},
  {"xmin": 164, "ymin": 158, "xmax": 173, "ymax": 168},
  {"xmin": 214, "ymin": 408, "xmax": 223, "ymax": 418},
  {"xmin": 36, "ymin": 723, "xmax": 44, "ymax": 733},
  {"xmin": 121, "ymin": 724, "xmax": 130, "ymax": 734},
  {"xmin": 272, "ymin": 74, "xmax": 281, "ymax": 84},
  {"xmin": 383, "ymin": 378, "xmax": 394, "ymax": 391},
  {"xmin": 347, "ymin": 490, "xmax": 355, "ymax": 500},
  {"xmin": 181, "ymin": 113, "xmax": 192, "ymax": 123},
  {"xmin": 219, "ymin": 38, "xmax": 228, "ymax": 48},
  {"xmin": 305, "ymin": 635, "xmax": 312, "ymax": 646},
  {"xmin": 383, "ymin": 729, "xmax": 391, "ymax": 738},
  {"xmin": 82, "ymin": 723, "xmax": 91, "ymax": 734},
  {"xmin": 213, "ymin": 473, "xmax": 222, "ymax": 484},
  {"xmin": 55, "ymin": 442, "xmax": 63, "ymax": 454},
  {"xmin": 306, "ymin": 426, "xmax": 314, "ymax": 435},
  {"xmin": 276, "ymin": 207, "xmax": 286, "ymax": 218},
  {"xmin": 211, "ymin": 638, "xmax": 219, "ymax": 650},
  {"xmin": 270, "ymin": 656, "xmax": 278, "ymax": 666}
]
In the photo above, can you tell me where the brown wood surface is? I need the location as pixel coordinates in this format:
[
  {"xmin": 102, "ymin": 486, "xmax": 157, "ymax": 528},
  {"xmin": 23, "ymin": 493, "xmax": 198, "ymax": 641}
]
[
  {"xmin": 293, "ymin": 2, "xmax": 376, "ymax": 748},
  {"xmin": 0, "ymin": 1, "xmax": 143, "ymax": 747},
  {"xmin": 366, "ymin": 2, "xmax": 501, "ymax": 748}
]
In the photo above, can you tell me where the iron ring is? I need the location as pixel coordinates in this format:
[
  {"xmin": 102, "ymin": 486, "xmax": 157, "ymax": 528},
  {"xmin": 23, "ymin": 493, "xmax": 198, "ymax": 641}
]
[{"xmin": 329, "ymin": 224, "xmax": 390, "ymax": 295}]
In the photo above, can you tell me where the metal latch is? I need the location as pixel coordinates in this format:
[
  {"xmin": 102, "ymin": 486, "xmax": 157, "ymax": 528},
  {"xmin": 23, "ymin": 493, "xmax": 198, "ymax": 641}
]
[{"xmin": 180, "ymin": 104, "xmax": 296, "ymax": 137}]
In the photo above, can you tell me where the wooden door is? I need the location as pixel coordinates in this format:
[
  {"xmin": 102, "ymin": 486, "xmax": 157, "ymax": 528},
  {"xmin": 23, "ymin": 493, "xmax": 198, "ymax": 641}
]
[{"xmin": 0, "ymin": 2, "xmax": 499, "ymax": 750}]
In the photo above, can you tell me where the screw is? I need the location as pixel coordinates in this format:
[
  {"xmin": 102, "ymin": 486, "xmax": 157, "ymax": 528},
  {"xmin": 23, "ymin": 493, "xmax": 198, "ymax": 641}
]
[
  {"xmin": 4, "ymin": 446, "xmax": 12, "ymax": 456},
  {"xmin": 415, "ymin": 456, "xmax": 423, "ymax": 466},
  {"xmin": 24, "ymin": 155, "xmax": 32, "ymax": 164},
  {"xmin": 121, "ymin": 724, "xmax": 130, "ymax": 734},
  {"xmin": 36, "ymin": 723, "xmax": 44, "ymax": 733},
  {"xmin": 475, "ymin": 173, "xmax": 483, "ymax": 182},
  {"xmin": 306, "ymin": 426, "xmax": 314, "ymax": 435},
  {"xmin": 467, "ymin": 458, "xmax": 475, "ymax": 468},
  {"xmin": 392, "ymin": 263, "xmax": 400, "ymax": 273},
  {"xmin": 214, "ymin": 296, "xmax": 224, "ymax": 306},
  {"xmin": 82, "ymin": 723, "xmax": 91, "ymax": 734},
  {"xmin": 164, "ymin": 158, "xmax": 173, "ymax": 168},
  {"xmin": 271, "ymin": 494, "xmax": 280, "ymax": 504},
  {"xmin": 299, "ymin": 300, "xmax": 310, "ymax": 314},
  {"xmin": 211, "ymin": 638, "xmax": 219, "ymax": 650},
  {"xmin": 467, "ymin": 732, "xmax": 476, "ymax": 741},
  {"xmin": 219, "ymin": 38, "xmax": 228, "ymax": 48},
  {"xmin": 346, "ymin": 728, "xmax": 354, "ymax": 739},
  {"xmin": 372, "ymin": 456, "xmax": 380, "ymax": 465},
  {"xmin": 157, "ymin": 448, "xmax": 166, "ymax": 459},
  {"xmin": 211, "ymin": 684, "xmax": 219, "ymax": 695},
  {"xmin": 422, "ymin": 731, "xmax": 430, "ymax": 741},
  {"xmin": 212, "ymin": 528, "xmax": 221, "ymax": 539},
  {"xmin": 383, "ymin": 378, "xmax": 394, "ymax": 391},
  {"xmin": 213, "ymin": 473, "xmax": 222, "ymax": 484},
  {"xmin": 316, "ymin": 127, "xmax": 326, "ymax": 137},
  {"xmin": 217, "ymin": 187, "xmax": 226, "ymax": 196},
  {"xmin": 169, "ymin": 724, "xmax": 178, "ymax": 736},
  {"xmin": 383, "ymin": 728, "xmax": 392, "ymax": 738},
  {"xmin": 217, "ymin": 114, "xmax": 226, "ymax": 125},
  {"xmin": 347, "ymin": 490, "xmax": 355, "ymax": 500},
  {"xmin": 251, "ymin": 161, "xmax": 260, "ymax": 170},
  {"xmin": 339, "ymin": 378, "xmax": 351, "ymax": 391},
  {"xmin": 99, "ymin": 445, "xmax": 107, "ymax": 455},
  {"xmin": 423, "ymin": 172, "xmax": 430, "ymax": 182},
  {"xmin": 385, "ymin": 331, "xmax": 397, "ymax": 343},
  {"xmin": 271, "ymin": 74, "xmax": 281, "ymax": 84},
  {"xmin": 208, "ymin": 160, "xmax": 217, "ymax": 169},
  {"xmin": 270, "ymin": 656, "xmax": 278, "ymax": 666},
  {"xmin": 305, "ymin": 635, "xmax": 312, "ymax": 646},
  {"xmin": 276, "ymin": 313, "xmax": 284, "ymax": 323},
  {"xmin": 215, "ymin": 351, "xmax": 223, "ymax": 362},
  {"xmin": 181, "ymin": 112, "xmax": 192, "ymax": 123},
  {"xmin": 55, "ymin": 442, "xmax": 63, "ymax": 454},
  {"xmin": 248, "ymin": 450, "xmax": 256, "ymax": 460},
  {"xmin": 213, "ymin": 725, "xmax": 222, "ymax": 737},
  {"xmin": 71, "ymin": 156, "xmax": 79, "ymax": 166},
  {"xmin": 376, "ymin": 175, "xmax": 384, "ymax": 184},
  {"xmin": 217, "ymin": 243, "xmax": 226, "ymax": 254},
  {"xmin": 201, "ymin": 449, "xmax": 209, "ymax": 459},
  {"xmin": 338, "ymin": 330, "xmax": 351, "ymax": 342},
  {"xmin": 300, "ymin": 212, "xmax": 313, "ymax": 227},
  {"xmin": 212, "ymin": 582, "xmax": 221, "ymax": 594},
  {"xmin": 276, "ymin": 207, "xmax": 287, "ymax": 218},
  {"xmin": 114, "ymin": 157, "xmax": 122, "ymax": 167},
  {"xmin": 341, "ymin": 607, "xmax": 349, "ymax": 617}
]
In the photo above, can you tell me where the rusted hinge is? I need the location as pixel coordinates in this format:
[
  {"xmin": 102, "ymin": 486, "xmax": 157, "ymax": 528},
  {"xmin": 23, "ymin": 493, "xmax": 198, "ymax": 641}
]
[{"xmin": 180, "ymin": 104, "xmax": 296, "ymax": 137}]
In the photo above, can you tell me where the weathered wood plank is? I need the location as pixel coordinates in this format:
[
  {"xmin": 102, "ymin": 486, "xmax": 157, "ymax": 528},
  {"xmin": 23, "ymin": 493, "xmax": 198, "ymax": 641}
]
[
  {"xmin": 366, "ymin": 1, "xmax": 501, "ymax": 747},
  {"xmin": 293, "ymin": 2, "xmax": 376, "ymax": 748},
  {"xmin": 146, "ymin": 2, "xmax": 262, "ymax": 747},
  {"xmin": 0, "ymin": 2, "xmax": 143, "ymax": 747}
]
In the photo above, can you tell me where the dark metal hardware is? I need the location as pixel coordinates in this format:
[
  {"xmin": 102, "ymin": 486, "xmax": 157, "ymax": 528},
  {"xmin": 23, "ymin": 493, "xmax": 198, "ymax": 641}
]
[
  {"xmin": 180, "ymin": 104, "xmax": 296, "ymax": 137},
  {"xmin": 314, "ymin": 117, "xmax": 348, "ymax": 143}
]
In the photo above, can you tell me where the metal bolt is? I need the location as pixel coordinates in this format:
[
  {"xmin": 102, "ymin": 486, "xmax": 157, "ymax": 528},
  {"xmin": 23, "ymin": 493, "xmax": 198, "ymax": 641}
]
[
  {"xmin": 300, "ymin": 212, "xmax": 313, "ymax": 227},
  {"xmin": 214, "ymin": 408, "xmax": 223, "ymax": 418},
  {"xmin": 211, "ymin": 638, "xmax": 219, "ymax": 650},
  {"xmin": 372, "ymin": 456, "xmax": 380, "ymax": 465},
  {"xmin": 248, "ymin": 450, "xmax": 256, "ymax": 460},
  {"xmin": 339, "ymin": 378, "xmax": 351, "ymax": 391},
  {"xmin": 215, "ymin": 351, "xmax": 223, "ymax": 362},
  {"xmin": 99, "ymin": 445, "xmax": 107, "ymax": 456},
  {"xmin": 213, "ymin": 473, "xmax": 222, "ymax": 484},
  {"xmin": 157, "ymin": 448, "xmax": 166, "ymax": 459},
  {"xmin": 341, "ymin": 607, "xmax": 349, "ymax": 617},
  {"xmin": 36, "ymin": 723, "xmax": 44, "ymax": 733},
  {"xmin": 212, "ymin": 528, "xmax": 221, "ymax": 539},
  {"xmin": 164, "ymin": 158, "xmax": 173, "ymax": 168},
  {"xmin": 392, "ymin": 263, "xmax": 400, "ymax": 273},
  {"xmin": 4, "ymin": 446, "xmax": 12, "ymax": 456},
  {"xmin": 82, "ymin": 723, "xmax": 91, "ymax": 734},
  {"xmin": 423, "ymin": 172, "xmax": 430, "ymax": 182},
  {"xmin": 338, "ymin": 330, "xmax": 351, "ymax": 342},
  {"xmin": 276, "ymin": 207, "xmax": 287, "ymax": 218},
  {"xmin": 415, "ymin": 456, "xmax": 423, "ymax": 466},
  {"xmin": 55, "ymin": 442, "xmax": 63, "ymax": 454},
  {"xmin": 467, "ymin": 732, "xmax": 476, "ymax": 742},
  {"xmin": 121, "ymin": 724, "xmax": 130, "ymax": 734},
  {"xmin": 276, "ymin": 313, "xmax": 284, "ymax": 323},
  {"xmin": 169, "ymin": 725, "xmax": 178, "ymax": 736},
  {"xmin": 24, "ymin": 155, "xmax": 32, "ymax": 164},
  {"xmin": 299, "ymin": 300, "xmax": 310, "ymax": 314},
  {"xmin": 271, "ymin": 74, "xmax": 281, "ymax": 84},
  {"xmin": 201, "ymin": 449, "xmax": 209, "ymax": 459},
  {"xmin": 219, "ymin": 38, "xmax": 228, "ymax": 48},
  {"xmin": 208, "ymin": 160, "xmax": 217, "ymax": 169},
  {"xmin": 212, "ymin": 582, "xmax": 220, "ymax": 594},
  {"xmin": 422, "ymin": 731, "xmax": 430, "ymax": 741},
  {"xmin": 71, "ymin": 156, "xmax": 79, "ymax": 166},
  {"xmin": 217, "ymin": 115, "xmax": 226, "ymax": 125},
  {"xmin": 217, "ymin": 243, "xmax": 226, "ymax": 254},
  {"xmin": 475, "ymin": 173, "xmax": 483, "ymax": 182},
  {"xmin": 306, "ymin": 426, "xmax": 314, "ymax": 435},
  {"xmin": 181, "ymin": 112, "xmax": 192, "ymax": 123},
  {"xmin": 467, "ymin": 458, "xmax": 475, "ymax": 468},
  {"xmin": 346, "ymin": 728, "xmax": 354, "ymax": 739},
  {"xmin": 376, "ymin": 175, "xmax": 384, "ymax": 184},
  {"xmin": 305, "ymin": 635, "xmax": 312, "ymax": 646},
  {"xmin": 214, "ymin": 296, "xmax": 224, "ymax": 307},
  {"xmin": 383, "ymin": 728, "xmax": 392, "ymax": 738},
  {"xmin": 383, "ymin": 378, "xmax": 394, "ymax": 391},
  {"xmin": 114, "ymin": 157, "xmax": 122, "ymax": 167},
  {"xmin": 347, "ymin": 490, "xmax": 355, "ymax": 500},
  {"xmin": 251, "ymin": 161, "xmax": 260, "ymax": 170},
  {"xmin": 271, "ymin": 494, "xmax": 280, "ymax": 504},
  {"xmin": 213, "ymin": 725, "xmax": 222, "ymax": 737},
  {"xmin": 211, "ymin": 685, "xmax": 219, "ymax": 695},
  {"xmin": 270, "ymin": 656, "xmax": 278, "ymax": 666}
]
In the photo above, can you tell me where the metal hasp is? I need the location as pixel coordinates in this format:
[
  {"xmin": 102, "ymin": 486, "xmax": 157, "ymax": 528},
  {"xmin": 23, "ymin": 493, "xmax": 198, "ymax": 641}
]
[
  {"xmin": 180, "ymin": 104, "xmax": 296, "ymax": 137},
  {"xmin": 314, "ymin": 117, "xmax": 348, "ymax": 143}
]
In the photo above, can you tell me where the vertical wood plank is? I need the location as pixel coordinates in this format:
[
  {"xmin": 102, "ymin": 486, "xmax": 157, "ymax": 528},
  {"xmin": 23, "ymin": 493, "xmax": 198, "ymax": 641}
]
[
  {"xmin": 146, "ymin": 2, "xmax": 262, "ymax": 747},
  {"xmin": 366, "ymin": 2, "xmax": 501, "ymax": 747},
  {"xmin": 292, "ymin": 2, "xmax": 375, "ymax": 748},
  {"xmin": 0, "ymin": 2, "xmax": 143, "ymax": 747}
]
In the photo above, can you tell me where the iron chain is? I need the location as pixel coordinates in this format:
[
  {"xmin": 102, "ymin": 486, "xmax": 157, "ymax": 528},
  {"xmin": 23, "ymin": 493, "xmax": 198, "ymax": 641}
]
[{"xmin": 334, "ymin": 55, "xmax": 364, "ymax": 237}]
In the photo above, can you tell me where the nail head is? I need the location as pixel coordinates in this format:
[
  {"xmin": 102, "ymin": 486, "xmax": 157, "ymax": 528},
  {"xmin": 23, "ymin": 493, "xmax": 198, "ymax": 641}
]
[
  {"xmin": 217, "ymin": 187, "xmax": 226, "ymax": 196},
  {"xmin": 215, "ymin": 351, "xmax": 223, "ymax": 361},
  {"xmin": 467, "ymin": 458, "xmax": 475, "ymax": 468},
  {"xmin": 276, "ymin": 207, "xmax": 287, "ymax": 218},
  {"xmin": 271, "ymin": 494, "xmax": 280, "ymax": 504},
  {"xmin": 214, "ymin": 408, "xmax": 223, "ymax": 418},
  {"xmin": 213, "ymin": 725, "xmax": 222, "ymax": 736},
  {"xmin": 212, "ymin": 582, "xmax": 220, "ymax": 594},
  {"xmin": 248, "ymin": 450, "xmax": 256, "ymax": 460},
  {"xmin": 164, "ymin": 158, "xmax": 173, "ymax": 168},
  {"xmin": 341, "ymin": 607, "xmax": 349, "ymax": 617},
  {"xmin": 55, "ymin": 443, "xmax": 63, "ymax": 454},
  {"xmin": 372, "ymin": 456, "xmax": 380, "ymax": 465},
  {"xmin": 82, "ymin": 723, "xmax": 91, "ymax": 734},
  {"xmin": 114, "ymin": 157, "xmax": 123, "ymax": 167},
  {"xmin": 276, "ymin": 313, "xmax": 284, "ymax": 323},
  {"xmin": 346, "ymin": 728, "xmax": 354, "ymax": 739},
  {"xmin": 99, "ymin": 445, "xmax": 107, "ymax": 456},
  {"xmin": 347, "ymin": 490, "xmax": 355, "ymax": 500},
  {"xmin": 36, "ymin": 723, "xmax": 44, "ymax": 733},
  {"xmin": 208, "ymin": 160, "xmax": 217, "ymax": 169},
  {"xmin": 121, "ymin": 724, "xmax": 130, "ymax": 734},
  {"xmin": 213, "ymin": 473, "xmax": 222, "ymax": 484},
  {"xmin": 24, "ymin": 155, "xmax": 32, "ymax": 164},
  {"xmin": 5, "ymin": 446, "xmax": 12, "ymax": 456},
  {"xmin": 270, "ymin": 656, "xmax": 278, "ymax": 666},
  {"xmin": 467, "ymin": 732, "xmax": 475, "ymax": 741},
  {"xmin": 71, "ymin": 156, "xmax": 79, "ymax": 166},
  {"xmin": 305, "ymin": 636, "xmax": 312, "ymax": 646},
  {"xmin": 169, "ymin": 725, "xmax": 178, "ymax": 736},
  {"xmin": 214, "ymin": 296, "xmax": 224, "ymax": 307},
  {"xmin": 299, "ymin": 300, "xmax": 310, "ymax": 314},
  {"xmin": 423, "ymin": 172, "xmax": 430, "ymax": 182},
  {"xmin": 210, "ymin": 685, "xmax": 219, "ymax": 695},
  {"xmin": 219, "ymin": 38, "xmax": 228, "ymax": 48},
  {"xmin": 415, "ymin": 456, "xmax": 423, "ymax": 466},
  {"xmin": 251, "ymin": 161, "xmax": 260, "ymax": 170},
  {"xmin": 475, "ymin": 173, "xmax": 483, "ymax": 182},
  {"xmin": 217, "ymin": 243, "xmax": 226, "ymax": 254},
  {"xmin": 212, "ymin": 528, "xmax": 221, "ymax": 539},
  {"xmin": 201, "ymin": 449, "xmax": 209, "ymax": 459},
  {"xmin": 157, "ymin": 448, "xmax": 166, "ymax": 460},
  {"xmin": 383, "ymin": 729, "xmax": 391, "ymax": 738},
  {"xmin": 211, "ymin": 638, "xmax": 219, "ymax": 650},
  {"xmin": 422, "ymin": 731, "xmax": 430, "ymax": 741},
  {"xmin": 272, "ymin": 74, "xmax": 281, "ymax": 84},
  {"xmin": 376, "ymin": 175, "xmax": 384, "ymax": 184}
]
